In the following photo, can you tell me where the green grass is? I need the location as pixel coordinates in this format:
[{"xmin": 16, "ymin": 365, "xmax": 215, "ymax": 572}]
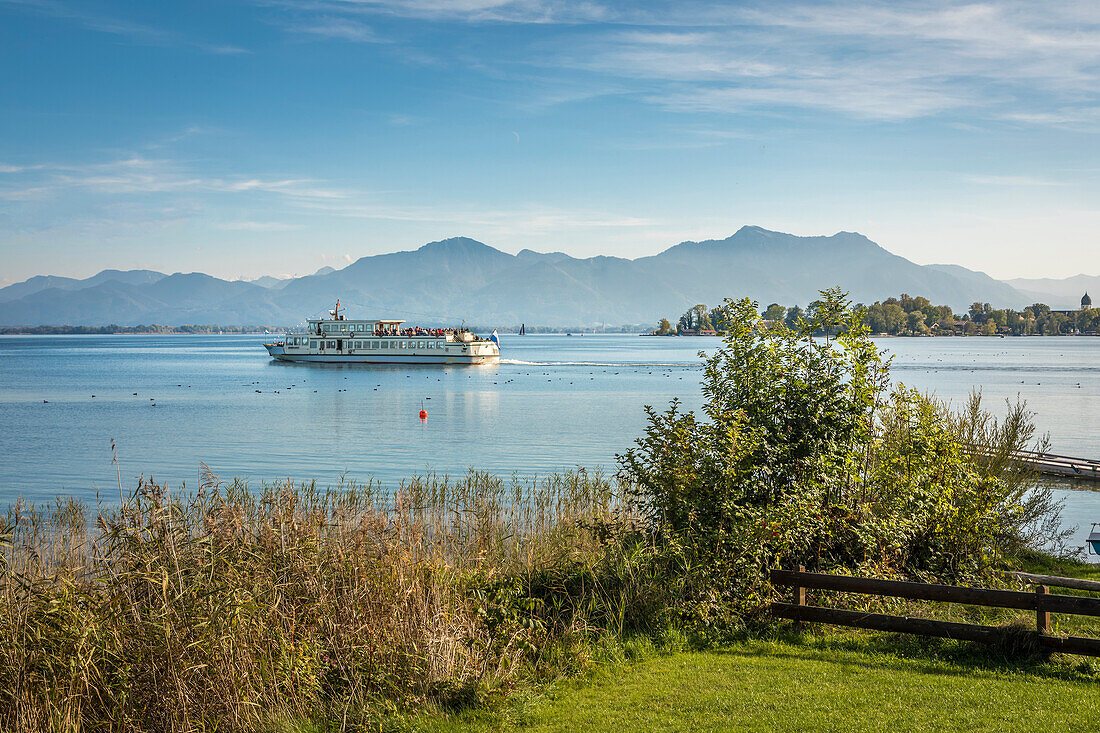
[
  {"xmin": 403, "ymin": 635, "xmax": 1100, "ymax": 733},
  {"xmin": 394, "ymin": 552, "xmax": 1100, "ymax": 733},
  {"xmin": 523, "ymin": 641, "xmax": 1100, "ymax": 732}
]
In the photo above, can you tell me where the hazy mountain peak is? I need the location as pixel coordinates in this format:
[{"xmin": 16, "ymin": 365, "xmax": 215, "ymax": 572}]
[
  {"xmin": 732, "ymin": 224, "xmax": 774, "ymax": 237},
  {"xmin": 416, "ymin": 236, "xmax": 496, "ymax": 254},
  {"xmin": 517, "ymin": 249, "xmax": 571, "ymax": 262}
]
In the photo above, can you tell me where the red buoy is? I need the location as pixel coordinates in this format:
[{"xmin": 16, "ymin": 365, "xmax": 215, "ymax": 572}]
[{"xmin": 419, "ymin": 409, "xmax": 428, "ymax": 419}]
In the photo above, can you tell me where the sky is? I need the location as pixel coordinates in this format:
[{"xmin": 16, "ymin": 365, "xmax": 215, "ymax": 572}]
[{"xmin": 1, "ymin": 0, "xmax": 1098, "ymax": 286}]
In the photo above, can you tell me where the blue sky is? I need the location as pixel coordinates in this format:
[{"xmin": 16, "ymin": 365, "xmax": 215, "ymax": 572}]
[{"xmin": 1, "ymin": 0, "xmax": 1098, "ymax": 285}]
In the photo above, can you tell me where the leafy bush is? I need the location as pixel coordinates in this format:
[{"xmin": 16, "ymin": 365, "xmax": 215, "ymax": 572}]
[{"xmin": 618, "ymin": 289, "xmax": 1066, "ymax": 629}]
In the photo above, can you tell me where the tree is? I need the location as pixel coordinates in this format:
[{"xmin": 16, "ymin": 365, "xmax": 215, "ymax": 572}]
[
  {"xmin": 807, "ymin": 287, "xmax": 851, "ymax": 343},
  {"xmin": 968, "ymin": 302, "xmax": 993, "ymax": 324},
  {"xmin": 881, "ymin": 303, "xmax": 906, "ymax": 334},
  {"xmin": 656, "ymin": 318, "xmax": 672, "ymax": 336},
  {"xmin": 710, "ymin": 304, "xmax": 732, "ymax": 333},
  {"xmin": 907, "ymin": 310, "xmax": 929, "ymax": 334},
  {"xmin": 692, "ymin": 304, "xmax": 712, "ymax": 331},
  {"xmin": 784, "ymin": 305, "xmax": 804, "ymax": 329},
  {"xmin": 762, "ymin": 303, "xmax": 786, "ymax": 322},
  {"xmin": 1027, "ymin": 303, "xmax": 1051, "ymax": 320}
]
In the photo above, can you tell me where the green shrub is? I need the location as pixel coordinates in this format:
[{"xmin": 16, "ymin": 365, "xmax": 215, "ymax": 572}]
[{"xmin": 618, "ymin": 289, "xmax": 1066, "ymax": 630}]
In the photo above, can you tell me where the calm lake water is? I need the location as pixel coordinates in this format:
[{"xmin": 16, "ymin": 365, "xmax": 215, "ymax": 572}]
[{"xmin": 1, "ymin": 333, "xmax": 1098, "ymax": 552}]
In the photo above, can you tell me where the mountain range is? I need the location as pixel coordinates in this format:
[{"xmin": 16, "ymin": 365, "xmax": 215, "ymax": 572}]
[
  {"xmin": 0, "ymin": 227, "xmax": 1088, "ymax": 328},
  {"xmin": 1006, "ymin": 274, "xmax": 1099, "ymax": 306}
]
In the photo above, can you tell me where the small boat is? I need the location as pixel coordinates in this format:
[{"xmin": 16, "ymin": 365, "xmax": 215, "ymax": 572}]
[
  {"xmin": 263, "ymin": 300, "xmax": 500, "ymax": 365},
  {"xmin": 1088, "ymin": 524, "xmax": 1100, "ymax": 556}
]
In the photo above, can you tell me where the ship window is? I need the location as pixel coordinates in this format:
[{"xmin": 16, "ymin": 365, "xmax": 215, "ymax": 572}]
[
  {"xmin": 310, "ymin": 340, "xmax": 317, "ymax": 348},
  {"xmin": 419, "ymin": 341, "xmax": 425, "ymax": 349},
  {"xmin": 400, "ymin": 341, "xmax": 406, "ymax": 349},
  {"xmin": 329, "ymin": 341, "xmax": 336, "ymax": 348}
]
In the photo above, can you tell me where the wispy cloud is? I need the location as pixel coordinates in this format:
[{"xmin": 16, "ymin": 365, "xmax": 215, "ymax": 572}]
[
  {"xmin": 963, "ymin": 174, "xmax": 1066, "ymax": 187},
  {"xmin": 548, "ymin": 3, "xmax": 1100, "ymax": 122},
  {"xmin": 0, "ymin": 148, "xmax": 657, "ymax": 251},
  {"xmin": 265, "ymin": 0, "xmax": 612, "ymax": 25},
  {"xmin": 0, "ymin": 163, "xmax": 48, "ymax": 173},
  {"xmin": 294, "ymin": 16, "xmax": 384, "ymax": 41},
  {"xmin": 292, "ymin": 196, "xmax": 660, "ymax": 235},
  {"xmin": 2, "ymin": 0, "xmax": 248, "ymax": 54},
  {"xmin": 0, "ymin": 155, "xmax": 351, "ymax": 200},
  {"xmin": 265, "ymin": 1, "xmax": 1100, "ymax": 125},
  {"xmin": 218, "ymin": 221, "xmax": 304, "ymax": 231}
]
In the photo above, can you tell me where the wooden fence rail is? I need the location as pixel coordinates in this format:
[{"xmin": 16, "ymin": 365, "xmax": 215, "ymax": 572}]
[{"xmin": 771, "ymin": 567, "xmax": 1100, "ymax": 657}]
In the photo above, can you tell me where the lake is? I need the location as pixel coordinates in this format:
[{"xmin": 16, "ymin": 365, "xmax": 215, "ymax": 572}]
[{"xmin": 1, "ymin": 333, "xmax": 1098, "ymax": 552}]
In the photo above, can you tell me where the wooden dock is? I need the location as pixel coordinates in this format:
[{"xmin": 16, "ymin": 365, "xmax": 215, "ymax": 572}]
[
  {"xmin": 965, "ymin": 446, "xmax": 1100, "ymax": 482},
  {"xmin": 1016, "ymin": 449, "xmax": 1100, "ymax": 481}
]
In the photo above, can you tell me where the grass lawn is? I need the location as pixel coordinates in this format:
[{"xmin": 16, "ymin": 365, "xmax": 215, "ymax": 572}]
[
  {"xmin": 406, "ymin": 630, "xmax": 1100, "ymax": 733},
  {"xmin": 340, "ymin": 554, "xmax": 1100, "ymax": 732},
  {"xmin": 505, "ymin": 638, "xmax": 1100, "ymax": 733}
]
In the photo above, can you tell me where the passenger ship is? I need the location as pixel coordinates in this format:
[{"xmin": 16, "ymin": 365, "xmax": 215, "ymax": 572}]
[{"xmin": 263, "ymin": 301, "xmax": 500, "ymax": 365}]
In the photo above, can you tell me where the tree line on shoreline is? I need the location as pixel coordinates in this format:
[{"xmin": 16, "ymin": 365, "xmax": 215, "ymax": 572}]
[
  {"xmin": 656, "ymin": 293, "xmax": 1100, "ymax": 336},
  {"xmin": 0, "ymin": 324, "xmax": 278, "ymax": 335}
]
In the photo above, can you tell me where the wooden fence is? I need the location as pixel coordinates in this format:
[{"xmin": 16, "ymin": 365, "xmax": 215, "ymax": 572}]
[{"xmin": 771, "ymin": 567, "xmax": 1100, "ymax": 657}]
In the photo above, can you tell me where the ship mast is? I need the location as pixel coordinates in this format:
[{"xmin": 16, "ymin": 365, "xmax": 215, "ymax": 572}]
[{"xmin": 329, "ymin": 299, "xmax": 344, "ymax": 321}]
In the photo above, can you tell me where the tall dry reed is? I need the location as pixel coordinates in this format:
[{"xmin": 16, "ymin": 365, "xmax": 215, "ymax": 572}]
[{"xmin": 0, "ymin": 468, "xmax": 655, "ymax": 731}]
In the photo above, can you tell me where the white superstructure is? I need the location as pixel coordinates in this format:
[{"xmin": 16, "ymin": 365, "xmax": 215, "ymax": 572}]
[{"xmin": 263, "ymin": 301, "xmax": 499, "ymax": 364}]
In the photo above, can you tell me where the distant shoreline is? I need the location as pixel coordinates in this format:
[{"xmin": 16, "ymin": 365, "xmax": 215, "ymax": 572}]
[
  {"xmin": 0, "ymin": 326, "xmax": 648, "ymax": 336},
  {"xmin": 0, "ymin": 326, "xmax": 278, "ymax": 335}
]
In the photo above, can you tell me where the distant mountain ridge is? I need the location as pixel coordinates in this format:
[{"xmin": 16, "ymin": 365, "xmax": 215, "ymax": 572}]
[
  {"xmin": 0, "ymin": 269, "xmax": 166, "ymax": 304},
  {"xmin": 1005, "ymin": 274, "xmax": 1100, "ymax": 309},
  {"xmin": 0, "ymin": 227, "xmax": 1080, "ymax": 327}
]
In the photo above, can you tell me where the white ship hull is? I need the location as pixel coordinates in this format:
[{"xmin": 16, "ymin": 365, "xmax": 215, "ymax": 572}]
[{"xmin": 264, "ymin": 344, "xmax": 497, "ymax": 365}]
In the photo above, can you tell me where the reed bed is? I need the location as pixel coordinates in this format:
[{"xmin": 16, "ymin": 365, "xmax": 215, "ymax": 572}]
[{"xmin": 0, "ymin": 468, "xmax": 655, "ymax": 732}]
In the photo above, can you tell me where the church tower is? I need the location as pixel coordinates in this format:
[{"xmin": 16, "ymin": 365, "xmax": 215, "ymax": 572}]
[{"xmin": 1083, "ymin": 292, "xmax": 1093, "ymax": 310}]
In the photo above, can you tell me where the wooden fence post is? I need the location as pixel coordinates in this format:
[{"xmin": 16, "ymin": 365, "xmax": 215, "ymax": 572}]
[
  {"xmin": 1036, "ymin": 585, "xmax": 1050, "ymax": 635},
  {"xmin": 793, "ymin": 564, "xmax": 807, "ymax": 632}
]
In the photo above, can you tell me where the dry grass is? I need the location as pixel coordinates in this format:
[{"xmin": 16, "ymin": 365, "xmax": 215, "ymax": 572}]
[{"xmin": 0, "ymin": 468, "xmax": 651, "ymax": 732}]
